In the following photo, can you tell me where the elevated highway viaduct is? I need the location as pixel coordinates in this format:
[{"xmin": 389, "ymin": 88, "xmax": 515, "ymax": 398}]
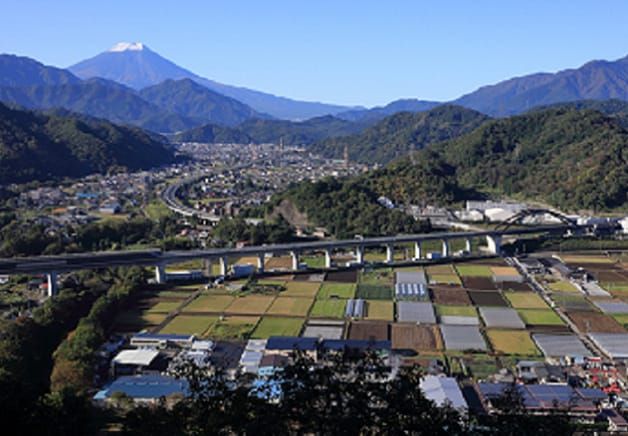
[{"xmin": 0, "ymin": 225, "xmax": 578, "ymax": 297}]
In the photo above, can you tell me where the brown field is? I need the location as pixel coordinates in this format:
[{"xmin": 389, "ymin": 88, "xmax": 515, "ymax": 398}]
[
  {"xmin": 293, "ymin": 273, "xmax": 326, "ymax": 282},
  {"xmin": 348, "ymin": 321, "xmax": 390, "ymax": 341},
  {"xmin": 566, "ymin": 311, "xmax": 626, "ymax": 333},
  {"xmin": 326, "ymin": 270, "xmax": 358, "ymax": 283},
  {"xmin": 431, "ymin": 287, "xmax": 472, "ymax": 305},
  {"xmin": 595, "ymin": 271, "xmax": 628, "ymax": 283},
  {"xmin": 468, "ymin": 291, "xmax": 508, "ymax": 307},
  {"xmin": 462, "ymin": 277, "xmax": 497, "ymax": 290},
  {"xmin": 391, "ymin": 324, "xmax": 442, "ymax": 351}
]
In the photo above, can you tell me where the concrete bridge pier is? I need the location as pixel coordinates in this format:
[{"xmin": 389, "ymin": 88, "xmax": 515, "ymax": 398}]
[
  {"xmin": 486, "ymin": 234, "xmax": 502, "ymax": 255},
  {"xmin": 385, "ymin": 244, "xmax": 394, "ymax": 264},
  {"xmin": 219, "ymin": 256, "xmax": 228, "ymax": 276},
  {"xmin": 355, "ymin": 246, "xmax": 365, "ymax": 265},
  {"xmin": 290, "ymin": 251, "xmax": 300, "ymax": 271},
  {"xmin": 202, "ymin": 259, "xmax": 212, "ymax": 277},
  {"xmin": 155, "ymin": 264, "xmax": 167, "ymax": 285},
  {"xmin": 324, "ymin": 249, "xmax": 333, "ymax": 268},
  {"xmin": 257, "ymin": 253, "xmax": 265, "ymax": 273},
  {"xmin": 414, "ymin": 242, "xmax": 422, "ymax": 260},
  {"xmin": 46, "ymin": 271, "xmax": 58, "ymax": 297},
  {"xmin": 465, "ymin": 238, "xmax": 472, "ymax": 253},
  {"xmin": 441, "ymin": 240, "xmax": 450, "ymax": 258}
]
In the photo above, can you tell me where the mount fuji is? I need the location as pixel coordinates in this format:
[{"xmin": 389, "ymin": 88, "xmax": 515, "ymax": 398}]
[{"xmin": 69, "ymin": 42, "xmax": 356, "ymax": 120}]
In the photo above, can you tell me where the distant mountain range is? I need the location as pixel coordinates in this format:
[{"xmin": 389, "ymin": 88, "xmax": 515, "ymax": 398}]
[
  {"xmin": 453, "ymin": 55, "xmax": 628, "ymax": 116},
  {"xmin": 175, "ymin": 115, "xmax": 365, "ymax": 145},
  {"xmin": 69, "ymin": 43, "xmax": 355, "ymax": 120},
  {"xmin": 0, "ymin": 103, "xmax": 175, "ymax": 184}
]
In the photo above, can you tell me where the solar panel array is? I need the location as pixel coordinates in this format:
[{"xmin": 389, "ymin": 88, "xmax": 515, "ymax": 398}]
[
  {"xmin": 532, "ymin": 333, "xmax": 592, "ymax": 357},
  {"xmin": 479, "ymin": 307, "xmax": 525, "ymax": 329},
  {"xmin": 397, "ymin": 301, "xmax": 436, "ymax": 323}
]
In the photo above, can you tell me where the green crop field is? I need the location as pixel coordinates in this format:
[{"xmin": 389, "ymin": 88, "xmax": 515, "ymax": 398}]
[
  {"xmin": 281, "ymin": 281, "xmax": 321, "ymax": 297},
  {"xmin": 159, "ymin": 315, "xmax": 218, "ymax": 336},
  {"xmin": 435, "ymin": 305, "xmax": 477, "ymax": 317},
  {"xmin": 486, "ymin": 330, "xmax": 540, "ymax": 355},
  {"xmin": 455, "ymin": 265, "xmax": 493, "ymax": 277},
  {"xmin": 208, "ymin": 316, "xmax": 260, "ymax": 339},
  {"xmin": 359, "ymin": 269, "xmax": 394, "ymax": 285},
  {"xmin": 504, "ymin": 292, "xmax": 549, "ymax": 309},
  {"xmin": 309, "ymin": 299, "xmax": 347, "ymax": 318},
  {"xmin": 612, "ymin": 314, "xmax": 628, "ymax": 328},
  {"xmin": 517, "ymin": 309, "xmax": 565, "ymax": 326},
  {"xmin": 251, "ymin": 317, "xmax": 304, "ymax": 338},
  {"xmin": 356, "ymin": 284, "xmax": 393, "ymax": 300},
  {"xmin": 365, "ymin": 300, "xmax": 394, "ymax": 320},
  {"xmin": 547, "ymin": 280, "xmax": 579, "ymax": 293},
  {"xmin": 224, "ymin": 295, "xmax": 275, "ymax": 315},
  {"xmin": 317, "ymin": 283, "xmax": 356, "ymax": 299},
  {"xmin": 266, "ymin": 297, "xmax": 313, "ymax": 316},
  {"xmin": 184, "ymin": 294, "xmax": 235, "ymax": 312},
  {"xmin": 302, "ymin": 255, "xmax": 326, "ymax": 269}
]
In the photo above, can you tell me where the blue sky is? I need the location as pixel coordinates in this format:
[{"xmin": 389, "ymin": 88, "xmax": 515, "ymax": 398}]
[{"xmin": 2, "ymin": 0, "xmax": 628, "ymax": 106}]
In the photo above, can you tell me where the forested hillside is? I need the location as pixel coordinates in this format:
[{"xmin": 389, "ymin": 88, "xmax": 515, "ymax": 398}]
[
  {"xmin": 310, "ymin": 105, "xmax": 489, "ymax": 164},
  {"xmin": 0, "ymin": 103, "xmax": 175, "ymax": 184}
]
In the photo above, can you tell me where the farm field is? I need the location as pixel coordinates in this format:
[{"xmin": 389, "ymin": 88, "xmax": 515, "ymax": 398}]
[
  {"xmin": 486, "ymin": 330, "xmax": 540, "ymax": 355},
  {"xmin": 183, "ymin": 294, "xmax": 235, "ymax": 313},
  {"xmin": 566, "ymin": 311, "xmax": 626, "ymax": 333},
  {"xmin": 281, "ymin": 281, "xmax": 321, "ymax": 297},
  {"xmin": 317, "ymin": 283, "xmax": 356, "ymax": 299},
  {"xmin": 391, "ymin": 324, "xmax": 441, "ymax": 351},
  {"xmin": 547, "ymin": 280, "xmax": 579, "ymax": 293},
  {"xmin": 504, "ymin": 292, "xmax": 549, "ymax": 309},
  {"xmin": 146, "ymin": 301, "xmax": 182, "ymax": 313},
  {"xmin": 455, "ymin": 265, "xmax": 493, "ymax": 277},
  {"xmin": 365, "ymin": 300, "xmax": 394, "ymax": 320},
  {"xmin": 326, "ymin": 270, "xmax": 358, "ymax": 283},
  {"xmin": 431, "ymin": 287, "xmax": 472, "ymax": 305},
  {"xmin": 159, "ymin": 315, "xmax": 218, "ymax": 336},
  {"xmin": 252, "ymin": 317, "xmax": 304, "ymax": 339},
  {"xmin": 435, "ymin": 305, "xmax": 477, "ymax": 317},
  {"xmin": 266, "ymin": 297, "xmax": 313, "ymax": 317},
  {"xmin": 468, "ymin": 291, "xmax": 508, "ymax": 307},
  {"xmin": 463, "ymin": 277, "xmax": 497, "ymax": 290},
  {"xmin": 309, "ymin": 299, "xmax": 347, "ymax": 318},
  {"xmin": 359, "ymin": 269, "xmax": 394, "ymax": 285},
  {"xmin": 114, "ymin": 311, "xmax": 167, "ymax": 332},
  {"xmin": 225, "ymin": 295, "xmax": 276, "ymax": 315},
  {"xmin": 348, "ymin": 321, "xmax": 390, "ymax": 341},
  {"xmin": 517, "ymin": 309, "xmax": 565, "ymax": 326},
  {"xmin": 428, "ymin": 274, "xmax": 462, "ymax": 286},
  {"xmin": 356, "ymin": 284, "xmax": 393, "ymax": 300},
  {"xmin": 209, "ymin": 316, "xmax": 260, "ymax": 339}
]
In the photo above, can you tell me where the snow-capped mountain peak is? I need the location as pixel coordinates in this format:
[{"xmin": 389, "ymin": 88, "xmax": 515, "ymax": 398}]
[{"xmin": 108, "ymin": 42, "xmax": 145, "ymax": 52}]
